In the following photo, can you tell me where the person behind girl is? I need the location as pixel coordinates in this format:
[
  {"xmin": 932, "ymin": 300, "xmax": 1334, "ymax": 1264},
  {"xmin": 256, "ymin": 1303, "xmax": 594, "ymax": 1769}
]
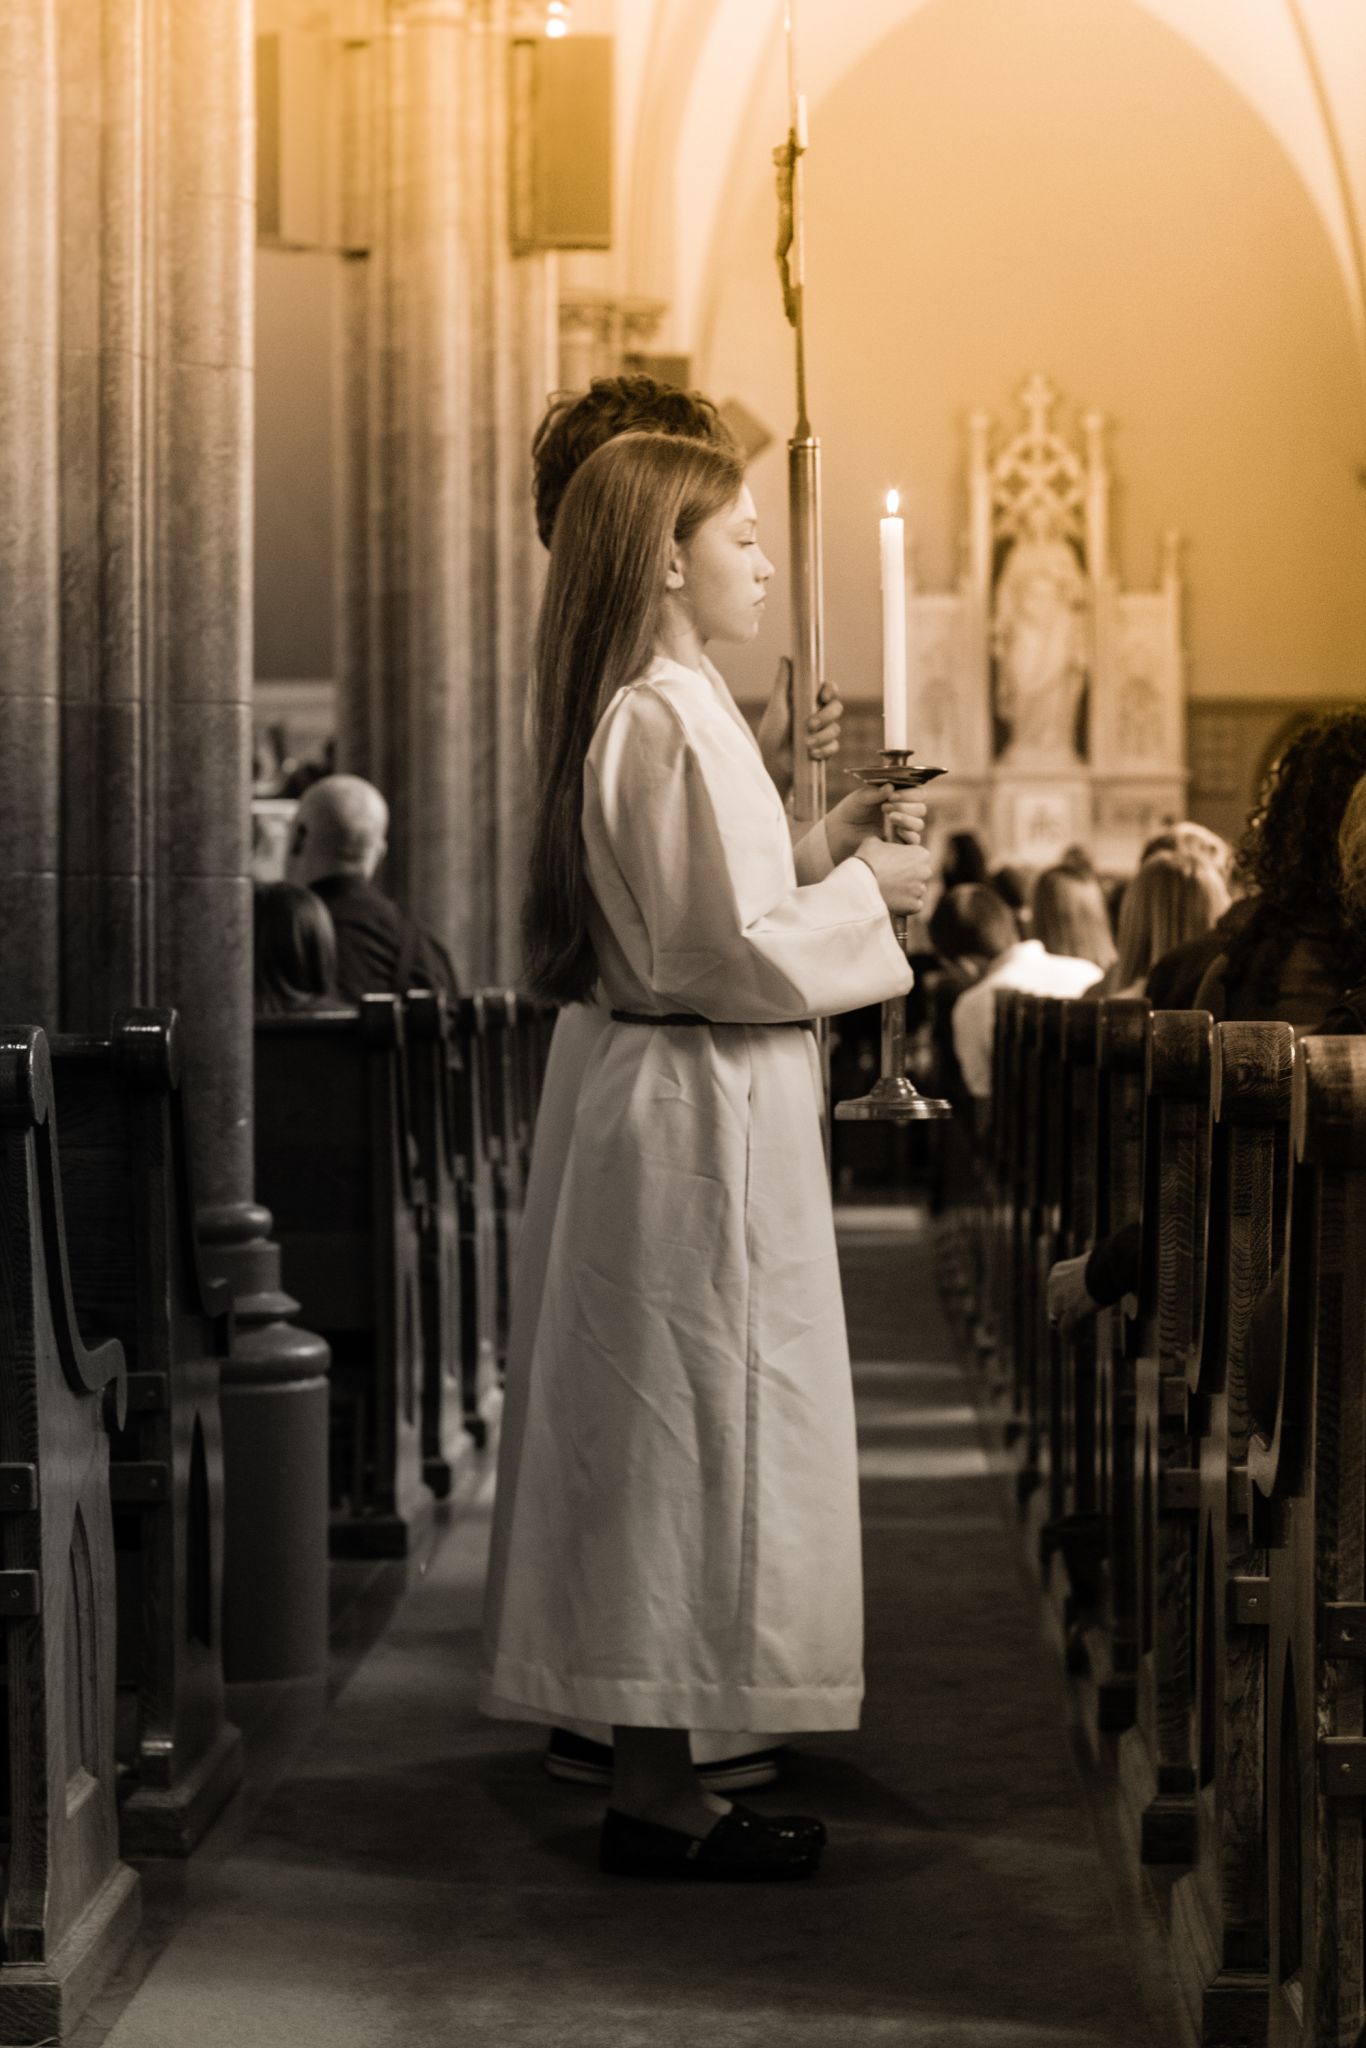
[
  {"xmin": 252, "ymin": 881, "xmax": 348, "ymax": 1015},
  {"xmin": 489, "ymin": 376, "xmax": 925, "ymax": 1800},
  {"xmin": 479, "ymin": 434, "xmax": 931, "ymax": 1879}
]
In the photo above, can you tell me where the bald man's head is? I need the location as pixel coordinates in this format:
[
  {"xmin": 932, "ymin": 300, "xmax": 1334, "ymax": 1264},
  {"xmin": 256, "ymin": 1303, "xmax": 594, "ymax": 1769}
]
[{"xmin": 287, "ymin": 775, "xmax": 389, "ymax": 887}]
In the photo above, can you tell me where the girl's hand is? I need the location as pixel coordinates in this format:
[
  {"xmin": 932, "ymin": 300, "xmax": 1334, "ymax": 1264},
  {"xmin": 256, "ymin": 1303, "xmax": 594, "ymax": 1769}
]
[
  {"xmin": 825, "ymin": 783, "xmax": 928, "ymax": 865},
  {"xmin": 853, "ymin": 838, "xmax": 934, "ymax": 916}
]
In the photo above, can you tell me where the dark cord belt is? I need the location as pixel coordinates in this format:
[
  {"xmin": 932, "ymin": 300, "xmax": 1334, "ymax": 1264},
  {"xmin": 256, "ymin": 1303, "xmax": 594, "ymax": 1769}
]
[{"xmin": 610, "ymin": 1009, "xmax": 815, "ymax": 1032}]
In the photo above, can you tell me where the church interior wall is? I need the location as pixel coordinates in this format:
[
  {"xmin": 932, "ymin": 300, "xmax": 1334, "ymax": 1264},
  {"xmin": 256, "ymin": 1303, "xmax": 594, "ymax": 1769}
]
[{"xmin": 698, "ymin": 0, "xmax": 1366, "ymax": 773}]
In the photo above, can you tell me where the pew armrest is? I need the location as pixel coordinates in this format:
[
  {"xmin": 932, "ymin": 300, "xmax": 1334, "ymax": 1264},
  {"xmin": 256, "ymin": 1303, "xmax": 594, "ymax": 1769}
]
[{"xmin": 0, "ymin": 1031, "xmax": 127, "ymax": 1418}]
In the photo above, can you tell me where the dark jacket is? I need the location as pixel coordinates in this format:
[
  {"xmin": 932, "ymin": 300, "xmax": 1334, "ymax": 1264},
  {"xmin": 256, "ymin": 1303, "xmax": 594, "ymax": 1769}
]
[
  {"xmin": 311, "ymin": 874, "xmax": 460, "ymax": 1007},
  {"xmin": 1144, "ymin": 897, "xmax": 1255, "ymax": 1010}
]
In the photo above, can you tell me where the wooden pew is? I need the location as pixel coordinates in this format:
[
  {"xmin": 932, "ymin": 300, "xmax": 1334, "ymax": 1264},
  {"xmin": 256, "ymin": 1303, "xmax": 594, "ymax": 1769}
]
[
  {"xmin": 1013, "ymin": 995, "xmax": 1051, "ymax": 1508},
  {"xmin": 988, "ymin": 990, "xmax": 1029, "ymax": 1428},
  {"xmin": 1120, "ymin": 1009, "xmax": 1213, "ymax": 1867},
  {"xmin": 1043, "ymin": 998, "xmax": 1105, "ymax": 1638},
  {"xmin": 0, "ymin": 1030, "xmax": 141, "ymax": 2041},
  {"xmin": 1074, "ymin": 997, "xmax": 1149, "ymax": 1740},
  {"xmin": 451, "ymin": 998, "xmax": 499, "ymax": 1427},
  {"xmin": 1169, "ymin": 1020, "xmax": 1295, "ymax": 2046},
  {"xmin": 404, "ymin": 991, "xmax": 468, "ymax": 1491},
  {"xmin": 1252, "ymin": 1035, "xmax": 1366, "ymax": 2048},
  {"xmin": 48, "ymin": 1012, "xmax": 243, "ymax": 1856},
  {"xmin": 255, "ymin": 998, "xmax": 430, "ymax": 1558}
]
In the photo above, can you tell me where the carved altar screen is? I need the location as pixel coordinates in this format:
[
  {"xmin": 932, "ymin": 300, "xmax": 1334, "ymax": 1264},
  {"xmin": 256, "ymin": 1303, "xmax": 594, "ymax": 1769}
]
[{"xmin": 907, "ymin": 375, "xmax": 1187, "ymax": 870}]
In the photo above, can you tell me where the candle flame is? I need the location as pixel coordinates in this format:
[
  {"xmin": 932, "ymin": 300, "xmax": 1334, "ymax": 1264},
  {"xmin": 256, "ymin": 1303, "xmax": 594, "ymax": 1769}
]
[{"xmin": 885, "ymin": 489, "xmax": 900, "ymax": 516}]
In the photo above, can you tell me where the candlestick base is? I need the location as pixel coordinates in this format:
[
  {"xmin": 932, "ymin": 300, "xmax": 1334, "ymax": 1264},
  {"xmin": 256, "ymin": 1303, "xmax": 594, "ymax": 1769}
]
[
  {"xmin": 834, "ymin": 1074, "xmax": 953, "ymax": 1122},
  {"xmin": 848, "ymin": 749, "xmax": 947, "ymax": 791},
  {"xmin": 833, "ymin": 748, "xmax": 953, "ymax": 1124}
]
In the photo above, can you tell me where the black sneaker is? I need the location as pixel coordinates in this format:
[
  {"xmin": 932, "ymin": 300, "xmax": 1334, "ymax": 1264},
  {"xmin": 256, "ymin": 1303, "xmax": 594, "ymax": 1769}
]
[{"xmin": 543, "ymin": 1727, "xmax": 783, "ymax": 1792}]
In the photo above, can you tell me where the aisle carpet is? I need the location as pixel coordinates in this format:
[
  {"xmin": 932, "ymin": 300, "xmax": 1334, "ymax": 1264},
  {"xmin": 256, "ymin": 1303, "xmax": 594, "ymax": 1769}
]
[{"xmin": 96, "ymin": 1206, "xmax": 1180, "ymax": 2047}]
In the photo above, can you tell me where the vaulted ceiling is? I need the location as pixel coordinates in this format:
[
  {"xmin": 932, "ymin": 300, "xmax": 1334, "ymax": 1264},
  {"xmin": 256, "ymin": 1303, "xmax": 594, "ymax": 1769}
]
[{"xmin": 609, "ymin": 0, "xmax": 1366, "ymax": 379}]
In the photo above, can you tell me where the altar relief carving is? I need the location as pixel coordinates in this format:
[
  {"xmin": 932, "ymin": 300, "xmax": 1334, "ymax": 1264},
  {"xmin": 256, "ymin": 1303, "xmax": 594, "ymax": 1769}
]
[{"xmin": 908, "ymin": 374, "xmax": 1187, "ymax": 868}]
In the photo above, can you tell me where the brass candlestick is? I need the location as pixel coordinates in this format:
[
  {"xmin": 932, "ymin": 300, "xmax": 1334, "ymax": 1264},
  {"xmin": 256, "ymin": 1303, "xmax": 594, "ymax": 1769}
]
[{"xmin": 834, "ymin": 750, "xmax": 953, "ymax": 1123}]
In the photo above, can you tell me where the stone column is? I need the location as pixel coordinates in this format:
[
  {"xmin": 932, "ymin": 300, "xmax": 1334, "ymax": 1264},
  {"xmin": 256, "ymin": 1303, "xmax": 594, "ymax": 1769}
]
[
  {"xmin": 58, "ymin": 0, "xmax": 155, "ymax": 1031},
  {"xmin": 557, "ymin": 288, "xmax": 614, "ymax": 390},
  {"xmin": 339, "ymin": 0, "xmax": 477, "ymax": 979},
  {"xmin": 336, "ymin": 0, "xmax": 553, "ymax": 988},
  {"xmin": 0, "ymin": 0, "xmax": 61, "ymax": 1028},
  {"xmin": 393, "ymin": 0, "xmax": 474, "ymax": 978},
  {"xmin": 333, "ymin": 18, "xmax": 375, "ymax": 779},
  {"xmin": 499, "ymin": 221, "xmax": 554, "ymax": 984},
  {"xmin": 156, "ymin": 0, "xmax": 329, "ymax": 1685},
  {"xmin": 471, "ymin": 0, "xmax": 551, "ymax": 985}
]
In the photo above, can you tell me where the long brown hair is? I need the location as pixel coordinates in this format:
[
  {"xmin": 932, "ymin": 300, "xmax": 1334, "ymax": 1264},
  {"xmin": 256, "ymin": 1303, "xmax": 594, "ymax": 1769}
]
[
  {"xmin": 1111, "ymin": 851, "xmax": 1229, "ymax": 991},
  {"xmin": 522, "ymin": 432, "xmax": 744, "ymax": 1005}
]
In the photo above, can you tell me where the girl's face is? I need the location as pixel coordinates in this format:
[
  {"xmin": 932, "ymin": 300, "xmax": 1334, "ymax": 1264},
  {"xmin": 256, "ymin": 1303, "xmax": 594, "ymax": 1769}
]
[{"xmin": 674, "ymin": 486, "xmax": 774, "ymax": 645}]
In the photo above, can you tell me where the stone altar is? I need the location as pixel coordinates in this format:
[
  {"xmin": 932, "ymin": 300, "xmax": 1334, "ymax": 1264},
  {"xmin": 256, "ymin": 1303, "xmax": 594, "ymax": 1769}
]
[{"xmin": 906, "ymin": 374, "xmax": 1187, "ymax": 871}]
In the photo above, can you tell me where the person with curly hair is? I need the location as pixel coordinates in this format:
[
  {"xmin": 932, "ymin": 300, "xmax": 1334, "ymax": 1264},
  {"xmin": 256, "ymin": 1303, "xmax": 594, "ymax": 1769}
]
[
  {"xmin": 1321, "ymin": 770, "xmax": 1366, "ymax": 1033},
  {"xmin": 1189, "ymin": 709, "xmax": 1366, "ymax": 1026}
]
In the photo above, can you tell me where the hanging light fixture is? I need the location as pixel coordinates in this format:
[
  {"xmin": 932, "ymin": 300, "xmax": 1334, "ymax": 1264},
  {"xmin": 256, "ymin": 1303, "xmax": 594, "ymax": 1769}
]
[{"xmin": 545, "ymin": 1, "xmax": 570, "ymax": 37}]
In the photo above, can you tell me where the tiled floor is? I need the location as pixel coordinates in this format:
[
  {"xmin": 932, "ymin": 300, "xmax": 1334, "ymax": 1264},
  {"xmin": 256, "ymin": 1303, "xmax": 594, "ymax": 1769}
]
[{"xmin": 79, "ymin": 1207, "xmax": 1183, "ymax": 2047}]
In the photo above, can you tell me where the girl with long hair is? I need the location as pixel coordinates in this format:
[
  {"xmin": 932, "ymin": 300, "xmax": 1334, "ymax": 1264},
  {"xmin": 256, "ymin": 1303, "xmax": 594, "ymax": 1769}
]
[
  {"xmin": 479, "ymin": 433, "xmax": 930, "ymax": 1879},
  {"xmin": 1100, "ymin": 850, "xmax": 1230, "ymax": 999}
]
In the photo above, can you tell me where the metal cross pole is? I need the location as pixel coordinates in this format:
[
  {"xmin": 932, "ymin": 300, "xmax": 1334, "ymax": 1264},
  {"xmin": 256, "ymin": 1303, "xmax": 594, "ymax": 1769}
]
[
  {"xmin": 774, "ymin": 1, "xmax": 824, "ymax": 838},
  {"xmin": 774, "ymin": 2, "xmax": 832, "ymax": 1126},
  {"xmin": 774, "ymin": 5, "xmax": 950, "ymax": 1128}
]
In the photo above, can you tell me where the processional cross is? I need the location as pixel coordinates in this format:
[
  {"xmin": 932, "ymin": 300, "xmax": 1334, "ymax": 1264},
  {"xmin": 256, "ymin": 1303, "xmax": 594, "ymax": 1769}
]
[{"xmin": 772, "ymin": 5, "xmax": 950, "ymax": 1121}]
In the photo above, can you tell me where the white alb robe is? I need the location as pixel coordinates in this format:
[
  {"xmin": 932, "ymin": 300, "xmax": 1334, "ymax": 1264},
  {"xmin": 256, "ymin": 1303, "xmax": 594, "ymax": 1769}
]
[{"xmin": 478, "ymin": 656, "xmax": 910, "ymax": 1731}]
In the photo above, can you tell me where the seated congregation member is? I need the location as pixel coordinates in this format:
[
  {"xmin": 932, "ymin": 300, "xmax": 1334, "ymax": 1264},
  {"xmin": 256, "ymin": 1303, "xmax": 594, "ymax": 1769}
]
[
  {"xmin": 485, "ymin": 375, "xmax": 924, "ymax": 1802},
  {"xmin": 480, "ymin": 433, "xmax": 931, "ymax": 1881},
  {"xmin": 1031, "ymin": 862, "xmax": 1118, "ymax": 977},
  {"xmin": 937, "ymin": 882, "xmax": 1103, "ymax": 1101},
  {"xmin": 1139, "ymin": 819, "xmax": 1234, "ymax": 885},
  {"xmin": 1094, "ymin": 850, "xmax": 1230, "ymax": 999},
  {"xmin": 1048, "ymin": 748, "xmax": 1366, "ymax": 1330},
  {"xmin": 253, "ymin": 882, "xmax": 348, "ymax": 1016},
  {"xmin": 923, "ymin": 885, "xmax": 1013, "ymax": 1106},
  {"xmin": 1184, "ymin": 709, "xmax": 1366, "ymax": 1029},
  {"xmin": 285, "ymin": 774, "xmax": 459, "ymax": 1007},
  {"xmin": 1320, "ymin": 769, "xmax": 1366, "ymax": 1034},
  {"xmin": 941, "ymin": 829, "xmax": 990, "ymax": 891},
  {"xmin": 1138, "ymin": 824, "xmax": 1242, "ymax": 1007},
  {"xmin": 990, "ymin": 862, "xmax": 1032, "ymax": 934}
]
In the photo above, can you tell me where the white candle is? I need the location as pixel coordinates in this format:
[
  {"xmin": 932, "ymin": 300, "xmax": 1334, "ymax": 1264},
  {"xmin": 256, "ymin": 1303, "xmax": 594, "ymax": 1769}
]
[{"xmin": 881, "ymin": 489, "xmax": 908, "ymax": 752}]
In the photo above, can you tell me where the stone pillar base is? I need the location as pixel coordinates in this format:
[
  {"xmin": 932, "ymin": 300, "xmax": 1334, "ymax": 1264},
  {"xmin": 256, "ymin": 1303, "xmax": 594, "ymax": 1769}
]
[{"xmin": 199, "ymin": 1204, "xmax": 331, "ymax": 1684}]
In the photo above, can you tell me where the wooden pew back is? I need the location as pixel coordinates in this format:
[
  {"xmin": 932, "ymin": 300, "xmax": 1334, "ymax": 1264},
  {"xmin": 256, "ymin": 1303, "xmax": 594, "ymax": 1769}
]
[
  {"xmin": 49, "ymin": 1012, "xmax": 241, "ymax": 1856},
  {"xmin": 254, "ymin": 998, "xmax": 428, "ymax": 1557},
  {"xmin": 0, "ymin": 1030, "xmax": 140, "ymax": 2034}
]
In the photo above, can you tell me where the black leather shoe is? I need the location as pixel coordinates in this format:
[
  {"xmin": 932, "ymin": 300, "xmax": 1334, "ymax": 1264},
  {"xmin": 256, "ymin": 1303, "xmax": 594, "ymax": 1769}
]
[
  {"xmin": 729, "ymin": 1801, "xmax": 827, "ymax": 1849},
  {"xmin": 600, "ymin": 1806, "xmax": 821, "ymax": 1880}
]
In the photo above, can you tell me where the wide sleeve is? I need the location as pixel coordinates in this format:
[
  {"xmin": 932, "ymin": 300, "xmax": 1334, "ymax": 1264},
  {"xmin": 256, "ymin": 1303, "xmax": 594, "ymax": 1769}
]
[{"xmin": 587, "ymin": 684, "xmax": 911, "ymax": 1024}]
